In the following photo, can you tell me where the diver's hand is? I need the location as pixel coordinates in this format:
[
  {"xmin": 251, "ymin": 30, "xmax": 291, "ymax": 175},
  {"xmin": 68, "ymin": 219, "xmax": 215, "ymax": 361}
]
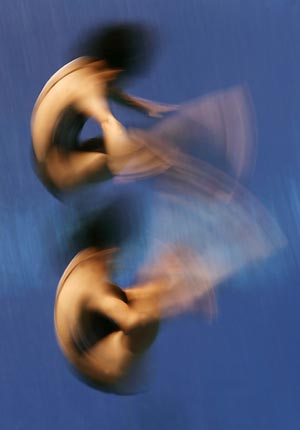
[
  {"xmin": 147, "ymin": 103, "xmax": 179, "ymax": 118},
  {"xmin": 109, "ymin": 88, "xmax": 179, "ymax": 118}
]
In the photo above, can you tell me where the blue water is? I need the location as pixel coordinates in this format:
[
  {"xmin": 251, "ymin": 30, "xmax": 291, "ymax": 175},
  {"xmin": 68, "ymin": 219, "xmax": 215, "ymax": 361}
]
[{"xmin": 1, "ymin": 1, "xmax": 299, "ymax": 429}]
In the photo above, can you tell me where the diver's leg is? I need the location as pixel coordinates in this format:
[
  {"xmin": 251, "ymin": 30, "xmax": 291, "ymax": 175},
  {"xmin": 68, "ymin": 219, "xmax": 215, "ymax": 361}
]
[
  {"xmin": 101, "ymin": 115, "xmax": 140, "ymax": 157},
  {"xmin": 56, "ymin": 247, "xmax": 161, "ymax": 353},
  {"xmin": 99, "ymin": 114, "xmax": 143, "ymax": 175},
  {"xmin": 89, "ymin": 294, "xmax": 160, "ymax": 355},
  {"xmin": 87, "ymin": 282, "xmax": 161, "ymax": 337},
  {"xmin": 43, "ymin": 114, "xmax": 144, "ymax": 188},
  {"xmin": 98, "ymin": 114, "xmax": 170, "ymax": 179},
  {"xmin": 43, "ymin": 146, "xmax": 112, "ymax": 190}
]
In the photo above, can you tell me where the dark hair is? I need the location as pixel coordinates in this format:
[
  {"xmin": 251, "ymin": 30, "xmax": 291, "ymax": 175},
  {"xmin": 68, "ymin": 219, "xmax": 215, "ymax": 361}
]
[{"xmin": 75, "ymin": 22, "xmax": 156, "ymax": 76}]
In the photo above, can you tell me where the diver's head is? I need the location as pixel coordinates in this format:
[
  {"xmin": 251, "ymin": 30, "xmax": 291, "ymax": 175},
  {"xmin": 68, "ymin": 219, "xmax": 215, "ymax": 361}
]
[{"xmin": 75, "ymin": 22, "xmax": 156, "ymax": 80}]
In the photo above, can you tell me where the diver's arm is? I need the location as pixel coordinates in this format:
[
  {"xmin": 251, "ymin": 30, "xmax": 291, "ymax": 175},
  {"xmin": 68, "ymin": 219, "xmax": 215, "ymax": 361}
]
[
  {"xmin": 109, "ymin": 87, "xmax": 179, "ymax": 117},
  {"xmin": 88, "ymin": 296, "xmax": 147, "ymax": 335}
]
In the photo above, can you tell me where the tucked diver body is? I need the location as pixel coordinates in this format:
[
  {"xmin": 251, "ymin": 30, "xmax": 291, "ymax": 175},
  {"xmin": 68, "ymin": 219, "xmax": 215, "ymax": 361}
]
[
  {"xmin": 54, "ymin": 248, "xmax": 160, "ymax": 392},
  {"xmin": 54, "ymin": 246, "xmax": 213, "ymax": 392},
  {"xmin": 31, "ymin": 24, "xmax": 191, "ymax": 393},
  {"xmin": 31, "ymin": 57, "xmax": 175, "ymax": 192}
]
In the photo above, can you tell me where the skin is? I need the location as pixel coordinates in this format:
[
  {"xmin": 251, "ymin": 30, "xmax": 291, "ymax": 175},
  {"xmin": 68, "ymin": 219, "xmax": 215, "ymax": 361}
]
[
  {"xmin": 54, "ymin": 246, "xmax": 216, "ymax": 391},
  {"xmin": 31, "ymin": 57, "xmax": 177, "ymax": 191},
  {"xmin": 33, "ymin": 58, "xmax": 213, "ymax": 391},
  {"xmin": 54, "ymin": 248, "xmax": 167, "ymax": 390}
]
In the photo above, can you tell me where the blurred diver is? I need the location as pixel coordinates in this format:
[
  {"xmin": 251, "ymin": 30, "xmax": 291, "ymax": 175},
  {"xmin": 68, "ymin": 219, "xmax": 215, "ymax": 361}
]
[
  {"xmin": 31, "ymin": 23, "xmax": 176, "ymax": 195},
  {"xmin": 31, "ymin": 23, "xmax": 286, "ymax": 394},
  {"xmin": 54, "ymin": 246, "xmax": 214, "ymax": 394}
]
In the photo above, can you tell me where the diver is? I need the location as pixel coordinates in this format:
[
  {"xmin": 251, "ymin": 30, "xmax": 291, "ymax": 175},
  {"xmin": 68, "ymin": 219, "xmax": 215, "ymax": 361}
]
[{"xmin": 31, "ymin": 23, "xmax": 177, "ymax": 194}]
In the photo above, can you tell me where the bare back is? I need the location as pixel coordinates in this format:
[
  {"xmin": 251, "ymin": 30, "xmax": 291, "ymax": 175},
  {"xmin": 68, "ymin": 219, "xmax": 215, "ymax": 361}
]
[{"xmin": 54, "ymin": 249, "xmax": 138, "ymax": 387}]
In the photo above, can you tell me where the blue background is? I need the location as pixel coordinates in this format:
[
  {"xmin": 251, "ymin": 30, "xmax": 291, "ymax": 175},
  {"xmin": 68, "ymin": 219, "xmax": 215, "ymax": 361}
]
[{"xmin": 0, "ymin": 0, "xmax": 299, "ymax": 428}]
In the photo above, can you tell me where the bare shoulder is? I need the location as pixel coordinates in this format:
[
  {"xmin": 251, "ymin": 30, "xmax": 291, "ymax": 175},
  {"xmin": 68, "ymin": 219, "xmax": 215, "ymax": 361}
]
[
  {"xmin": 33, "ymin": 57, "xmax": 100, "ymax": 111},
  {"xmin": 56, "ymin": 248, "xmax": 116, "ymax": 299}
]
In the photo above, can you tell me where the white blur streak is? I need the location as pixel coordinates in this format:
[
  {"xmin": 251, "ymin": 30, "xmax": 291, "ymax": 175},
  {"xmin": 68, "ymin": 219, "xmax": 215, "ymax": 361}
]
[
  {"xmin": 115, "ymin": 86, "xmax": 286, "ymax": 318},
  {"xmin": 116, "ymin": 85, "xmax": 257, "ymax": 186}
]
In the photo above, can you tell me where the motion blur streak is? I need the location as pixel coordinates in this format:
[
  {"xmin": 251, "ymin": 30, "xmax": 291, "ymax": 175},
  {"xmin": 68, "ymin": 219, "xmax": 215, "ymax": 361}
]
[{"xmin": 54, "ymin": 83, "xmax": 286, "ymax": 393}]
